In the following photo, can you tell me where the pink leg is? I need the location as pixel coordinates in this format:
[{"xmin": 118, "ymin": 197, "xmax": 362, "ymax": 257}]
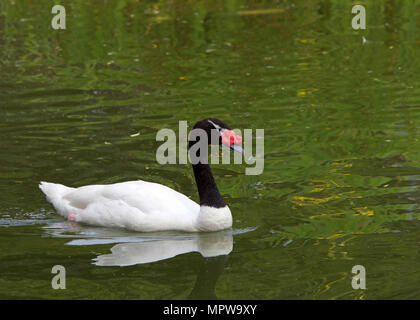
[{"xmin": 68, "ymin": 213, "xmax": 77, "ymax": 222}]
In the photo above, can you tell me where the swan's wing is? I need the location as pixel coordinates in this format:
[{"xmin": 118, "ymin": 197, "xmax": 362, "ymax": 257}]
[
  {"xmin": 60, "ymin": 180, "xmax": 200, "ymax": 232},
  {"xmin": 104, "ymin": 181, "xmax": 199, "ymax": 216},
  {"xmin": 63, "ymin": 180, "xmax": 198, "ymax": 213}
]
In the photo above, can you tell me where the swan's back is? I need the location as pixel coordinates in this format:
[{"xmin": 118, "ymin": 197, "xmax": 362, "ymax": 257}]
[{"xmin": 39, "ymin": 180, "xmax": 200, "ymax": 232}]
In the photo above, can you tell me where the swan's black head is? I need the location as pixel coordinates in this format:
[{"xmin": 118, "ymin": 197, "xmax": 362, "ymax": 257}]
[
  {"xmin": 189, "ymin": 118, "xmax": 243, "ymax": 208},
  {"xmin": 190, "ymin": 118, "xmax": 244, "ymax": 154}
]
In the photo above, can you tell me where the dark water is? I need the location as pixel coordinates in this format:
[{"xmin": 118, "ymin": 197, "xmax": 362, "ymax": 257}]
[{"xmin": 1, "ymin": 0, "xmax": 420, "ymax": 299}]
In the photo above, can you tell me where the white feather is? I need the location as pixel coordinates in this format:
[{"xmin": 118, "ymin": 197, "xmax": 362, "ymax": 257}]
[{"xmin": 39, "ymin": 181, "xmax": 232, "ymax": 232}]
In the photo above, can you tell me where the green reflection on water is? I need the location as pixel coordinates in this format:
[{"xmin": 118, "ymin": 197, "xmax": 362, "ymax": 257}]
[{"xmin": 1, "ymin": 0, "xmax": 420, "ymax": 299}]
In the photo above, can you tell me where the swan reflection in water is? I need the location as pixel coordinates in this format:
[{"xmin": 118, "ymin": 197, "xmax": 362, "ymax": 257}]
[
  {"xmin": 43, "ymin": 222, "xmax": 255, "ymax": 299},
  {"xmin": 92, "ymin": 230, "xmax": 234, "ymax": 266},
  {"xmin": 90, "ymin": 230, "xmax": 234, "ymax": 300}
]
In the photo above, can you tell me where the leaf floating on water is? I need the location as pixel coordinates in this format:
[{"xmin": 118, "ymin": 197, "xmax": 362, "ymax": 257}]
[
  {"xmin": 299, "ymin": 39, "xmax": 315, "ymax": 44},
  {"xmin": 150, "ymin": 15, "xmax": 169, "ymax": 23},
  {"xmin": 130, "ymin": 132, "xmax": 140, "ymax": 137},
  {"xmin": 354, "ymin": 207, "xmax": 374, "ymax": 216},
  {"xmin": 318, "ymin": 233, "xmax": 344, "ymax": 240},
  {"xmin": 293, "ymin": 195, "xmax": 340, "ymax": 206},
  {"xmin": 310, "ymin": 187, "xmax": 326, "ymax": 193},
  {"xmin": 326, "ymin": 233, "xmax": 344, "ymax": 239},
  {"xmin": 310, "ymin": 212, "xmax": 344, "ymax": 219},
  {"xmin": 297, "ymin": 90, "xmax": 307, "ymax": 97},
  {"xmin": 237, "ymin": 8, "xmax": 284, "ymax": 16},
  {"xmin": 297, "ymin": 88, "xmax": 318, "ymax": 97}
]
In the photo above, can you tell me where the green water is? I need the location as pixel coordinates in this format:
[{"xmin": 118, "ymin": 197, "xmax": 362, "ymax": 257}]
[{"xmin": 2, "ymin": 0, "xmax": 420, "ymax": 299}]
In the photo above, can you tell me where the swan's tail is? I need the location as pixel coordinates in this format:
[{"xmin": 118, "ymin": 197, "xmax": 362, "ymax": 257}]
[{"xmin": 39, "ymin": 182, "xmax": 73, "ymax": 216}]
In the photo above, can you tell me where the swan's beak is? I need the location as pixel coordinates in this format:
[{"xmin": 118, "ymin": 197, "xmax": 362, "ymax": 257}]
[{"xmin": 230, "ymin": 143, "xmax": 245, "ymax": 154}]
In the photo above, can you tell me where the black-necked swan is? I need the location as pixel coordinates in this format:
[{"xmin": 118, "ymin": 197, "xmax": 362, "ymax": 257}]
[{"xmin": 39, "ymin": 118, "xmax": 244, "ymax": 232}]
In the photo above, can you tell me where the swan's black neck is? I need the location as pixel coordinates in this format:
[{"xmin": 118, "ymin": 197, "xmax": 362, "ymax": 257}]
[
  {"xmin": 189, "ymin": 143, "xmax": 226, "ymax": 208},
  {"xmin": 192, "ymin": 162, "xmax": 226, "ymax": 208}
]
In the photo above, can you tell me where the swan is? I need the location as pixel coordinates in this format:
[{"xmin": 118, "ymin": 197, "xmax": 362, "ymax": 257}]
[{"xmin": 39, "ymin": 118, "xmax": 244, "ymax": 232}]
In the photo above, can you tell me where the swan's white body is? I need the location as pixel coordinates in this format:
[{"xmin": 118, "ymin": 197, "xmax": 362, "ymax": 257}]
[{"xmin": 39, "ymin": 181, "xmax": 232, "ymax": 232}]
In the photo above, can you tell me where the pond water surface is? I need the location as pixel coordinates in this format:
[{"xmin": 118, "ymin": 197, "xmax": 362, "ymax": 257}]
[{"xmin": 1, "ymin": 0, "xmax": 420, "ymax": 299}]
